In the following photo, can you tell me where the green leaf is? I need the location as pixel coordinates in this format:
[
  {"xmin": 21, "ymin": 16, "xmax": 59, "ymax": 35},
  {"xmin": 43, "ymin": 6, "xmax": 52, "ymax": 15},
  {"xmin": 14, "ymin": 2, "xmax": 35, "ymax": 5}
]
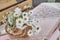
[
  {"xmin": 19, "ymin": 15, "xmax": 23, "ymax": 18},
  {"xmin": 8, "ymin": 12, "xmax": 15, "ymax": 26}
]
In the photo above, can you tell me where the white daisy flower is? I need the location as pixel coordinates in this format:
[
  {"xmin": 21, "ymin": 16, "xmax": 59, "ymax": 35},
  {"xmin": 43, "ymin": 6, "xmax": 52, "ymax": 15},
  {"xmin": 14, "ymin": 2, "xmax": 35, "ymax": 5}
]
[
  {"xmin": 24, "ymin": 5, "xmax": 28, "ymax": 9},
  {"xmin": 16, "ymin": 18, "xmax": 24, "ymax": 29},
  {"xmin": 22, "ymin": 12, "xmax": 28, "ymax": 17},
  {"xmin": 28, "ymin": 19, "xmax": 41, "ymax": 34},
  {"xmin": 22, "ymin": 12, "xmax": 29, "ymax": 23},
  {"xmin": 13, "ymin": 12, "xmax": 21, "ymax": 17},
  {"xmin": 29, "ymin": 10, "xmax": 33, "ymax": 15},
  {"xmin": 27, "ymin": 30, "xmax": 33, "ymax": 36},
  {"xmin": 35, "ymin": 27, "xmax": 41, "ymax": 34},
  {"xmin": 23, "ymin": 16, "xmax": 29, "ymax": 24},
  {"xmin": 14, "ymin": 7, "xmax": 22, "ymax": 17},
  {"xmin": 14, "ymin": 7, "xmax": 21, "ymax": 12}
]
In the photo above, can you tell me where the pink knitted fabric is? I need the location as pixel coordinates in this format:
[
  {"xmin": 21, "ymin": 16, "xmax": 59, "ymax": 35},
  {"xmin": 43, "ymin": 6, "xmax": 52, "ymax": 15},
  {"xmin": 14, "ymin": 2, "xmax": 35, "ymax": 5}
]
[{"xmin": 0, "ymin": 35, "xmax": 10, "ymax": 40}]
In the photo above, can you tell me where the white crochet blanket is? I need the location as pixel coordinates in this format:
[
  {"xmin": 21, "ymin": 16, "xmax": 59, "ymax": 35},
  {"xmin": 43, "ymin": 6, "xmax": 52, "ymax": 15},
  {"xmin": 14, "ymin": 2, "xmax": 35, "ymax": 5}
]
[
  {"xmin": 31, "ymin": 3, "xmax": 60, "ymax": 18},
  {"xmin": 30, "ymin": 3, "xmax": 60, "ymax": 40}
]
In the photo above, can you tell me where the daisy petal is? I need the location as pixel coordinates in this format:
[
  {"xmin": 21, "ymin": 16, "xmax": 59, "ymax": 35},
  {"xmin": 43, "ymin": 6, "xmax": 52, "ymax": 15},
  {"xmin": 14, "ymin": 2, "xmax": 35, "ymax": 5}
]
[
  {"xmin": 14, "ymin": 7, "xmax": 21, "ymax": 12},
  {"xmin": 27, "ymin": 30, "xmax": 33, "ymax": 36},
  {"xmin": 16, "ymin": 18, "xmax": 24, "ymax": 29}
]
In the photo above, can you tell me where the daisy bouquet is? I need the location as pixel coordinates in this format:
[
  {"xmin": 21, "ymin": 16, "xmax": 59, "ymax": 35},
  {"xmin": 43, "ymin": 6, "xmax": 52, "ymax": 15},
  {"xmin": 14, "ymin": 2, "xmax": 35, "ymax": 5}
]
[{"xmin": 5, "ymin": 7, "xmax": 41, "ymax": 38}]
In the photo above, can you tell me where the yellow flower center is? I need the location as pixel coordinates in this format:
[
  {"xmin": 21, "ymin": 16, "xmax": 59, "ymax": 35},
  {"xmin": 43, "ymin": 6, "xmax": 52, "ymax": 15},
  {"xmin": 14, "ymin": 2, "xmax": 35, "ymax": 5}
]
[
  {"xmin": 29, "ymin": 31, "xmax": 32, "ymax": 34},
  {"xmin": 37, "ymin": 27, "xmax": 39, "ymax": 30},
  {"xmin": 24, "ymin": 18, "xmax": 27, "ymax": 21},
  {"xmin": 19, "ymin": 20, "xmax": 21, "ymax": 24}
]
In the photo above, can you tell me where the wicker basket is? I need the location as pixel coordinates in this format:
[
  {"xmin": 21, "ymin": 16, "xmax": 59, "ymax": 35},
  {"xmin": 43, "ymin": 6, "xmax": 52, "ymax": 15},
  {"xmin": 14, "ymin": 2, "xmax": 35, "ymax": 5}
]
[{"xmin": 5, "ymin": 24, "xmax": 32, "ymax": 38}]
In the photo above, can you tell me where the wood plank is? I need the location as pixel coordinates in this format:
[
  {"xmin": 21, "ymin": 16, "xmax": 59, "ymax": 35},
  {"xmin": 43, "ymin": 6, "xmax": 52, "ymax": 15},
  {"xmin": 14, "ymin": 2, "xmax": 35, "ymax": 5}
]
[
  {"xmin": 0, "ymin": 0, "xmax": 26, "ymax": 10},
  {"xmin": 0, "ymin": 0, "xmax": 17, "ymax": 10}
]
